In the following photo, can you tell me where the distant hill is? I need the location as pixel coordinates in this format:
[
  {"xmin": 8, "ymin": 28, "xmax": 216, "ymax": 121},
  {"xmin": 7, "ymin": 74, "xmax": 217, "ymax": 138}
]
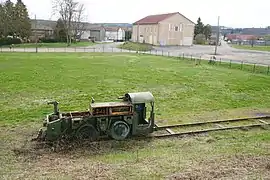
[{"xmin": 94, "ymin": 23, "xmax": 132, "ymax": 27}]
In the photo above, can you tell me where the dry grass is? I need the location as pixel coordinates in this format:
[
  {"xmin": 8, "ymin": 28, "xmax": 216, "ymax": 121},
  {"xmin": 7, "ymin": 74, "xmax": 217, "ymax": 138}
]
[
  {"xmin": 1, "ymin": 124, "xmax": 270, "ymax": 180},
  {"xmin": 168, "ymin": 154, "xmax": 270, "ymax": 180}
]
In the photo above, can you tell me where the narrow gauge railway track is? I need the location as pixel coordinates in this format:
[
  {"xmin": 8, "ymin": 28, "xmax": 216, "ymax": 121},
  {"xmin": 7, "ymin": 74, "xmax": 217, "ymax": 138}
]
[
  {"xmin": 31, "ymin": 115, "xmax": 270, "ymax": 149},
  {"xmin": 150, "ymin": 115, "xmax": 270, "ymax": 139}
]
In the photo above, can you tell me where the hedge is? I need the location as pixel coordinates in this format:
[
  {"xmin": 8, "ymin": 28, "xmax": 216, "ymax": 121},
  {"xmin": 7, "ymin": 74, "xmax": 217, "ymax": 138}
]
[{"xmin": 0, "ymin": 37, "xmax": 22, "ymax": 46}]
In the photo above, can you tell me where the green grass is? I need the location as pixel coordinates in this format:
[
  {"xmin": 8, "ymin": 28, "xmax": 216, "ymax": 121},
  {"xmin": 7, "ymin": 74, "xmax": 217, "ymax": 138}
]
[
  {"xmin": 1, "ymin": 41, "xmax": 95, "ymax": 48},
  {"xmin": 197, "ymin": 58, "xmax": 270, "ymax": 75},
  {"xmin": 1, "ymin": 52, "xmax": 270, "ymax": 126},
  {"xmin": 118, "ymin": 41, "xmax": 153, "ymax": 51},
  {"xmin": 231, "ymin": 44, "xmax": 270, "ymax": 51},
  {"xmin": 0, "ymin": 52, "xmax": 270, "ymax": 179}
]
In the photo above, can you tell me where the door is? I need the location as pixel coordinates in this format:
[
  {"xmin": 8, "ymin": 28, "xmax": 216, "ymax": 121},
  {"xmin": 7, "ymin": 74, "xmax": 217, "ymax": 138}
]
[
  {"xmin": 180, "ymin": 40, "xmax": 183, "ymax": 46},
  {"xmin": 153, "ymin": 35, "xmax": 157, "ymax": 45},
  {"xmin": 134, "ymin": 103, "xmax": 146, "ymax": 124},
  {"xmin": 149, "ymin": 35, "xmax": 152, "ymax": 44},
  {"xmin": 183, "ymin": 37, "xmax": 193, "ymax": 46}
]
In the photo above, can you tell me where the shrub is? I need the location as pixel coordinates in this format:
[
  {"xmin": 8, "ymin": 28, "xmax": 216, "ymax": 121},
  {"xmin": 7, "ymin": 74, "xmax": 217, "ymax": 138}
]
[
  {"xmin": 0, "ymin": 37, "xmax": 22, "ymax": 46},
  {"xmin": 118, "ymin": 41, "xmax": 153, "ymax": 51},
  {"xmin": 39, "ymin": 38, "xmax": 59, "ymax": 43},
  {"xmin": 194, "ymin": 34, "xmax": 206, "ymax": 45}
]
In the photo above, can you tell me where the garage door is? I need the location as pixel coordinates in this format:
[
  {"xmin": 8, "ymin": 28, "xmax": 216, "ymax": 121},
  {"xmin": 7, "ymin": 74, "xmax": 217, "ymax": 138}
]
[{"xmin": 183, "ymin": 37, "xmax": 193, "ymax": 46}]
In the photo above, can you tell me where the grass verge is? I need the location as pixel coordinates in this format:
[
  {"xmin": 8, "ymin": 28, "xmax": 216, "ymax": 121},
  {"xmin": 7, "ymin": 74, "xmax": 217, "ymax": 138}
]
[
  {"xmin": 118, "ymin": 41, "xmax": 153, "ymax": 51},
  {"xmin": 231, "ymin": 44, "xmax": 270, "ymax": 52},
  {"xmin": 0, "ymin": 52, "xmax": 270, "ymax": 179}
]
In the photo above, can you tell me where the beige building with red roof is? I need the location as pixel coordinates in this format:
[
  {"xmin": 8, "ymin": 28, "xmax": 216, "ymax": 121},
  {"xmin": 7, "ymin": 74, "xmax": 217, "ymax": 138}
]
[{"xmin": 132, "ymin": 12, "xmax": 195, "ymax": 46}]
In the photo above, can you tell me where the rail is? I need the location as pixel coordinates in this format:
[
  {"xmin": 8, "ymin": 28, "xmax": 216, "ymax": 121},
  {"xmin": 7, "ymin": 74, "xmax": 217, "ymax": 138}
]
[
  {"xmin": 150, "ymin": 115, "xmax": 270, "ymax": 139},
  {"xmin": 32, "ymin": 115, "xmax": 270, "ymax": 147}
]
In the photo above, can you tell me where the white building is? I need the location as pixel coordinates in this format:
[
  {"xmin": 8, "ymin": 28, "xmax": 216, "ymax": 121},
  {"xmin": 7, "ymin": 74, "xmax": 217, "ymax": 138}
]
[{"xmin": 105, "ymin": 27, "xmax": 125, "ymax": 41}]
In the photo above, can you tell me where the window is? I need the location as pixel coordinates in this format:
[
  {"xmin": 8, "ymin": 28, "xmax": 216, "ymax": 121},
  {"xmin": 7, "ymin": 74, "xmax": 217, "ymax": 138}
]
[{"xmin": 175, "ymin": 26, "xmax": 179, "ymax": 31}]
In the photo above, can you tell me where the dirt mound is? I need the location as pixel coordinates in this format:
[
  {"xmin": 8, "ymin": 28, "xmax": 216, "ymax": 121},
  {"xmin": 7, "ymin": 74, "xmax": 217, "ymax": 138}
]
[{"xmin": 168, "ymin": 154, "xmax": 270, "ymax": 180}]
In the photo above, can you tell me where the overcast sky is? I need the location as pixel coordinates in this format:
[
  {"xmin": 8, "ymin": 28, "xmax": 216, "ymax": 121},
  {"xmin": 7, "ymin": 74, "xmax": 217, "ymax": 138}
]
[{"xmin": 10, "ymin": 0, "xmax": 269, "ymax": 28}]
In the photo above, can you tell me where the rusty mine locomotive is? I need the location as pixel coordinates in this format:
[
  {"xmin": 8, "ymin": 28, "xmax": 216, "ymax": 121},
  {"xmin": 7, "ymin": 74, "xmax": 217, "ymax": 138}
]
[{"xmin": 35, "ymin": 92, "xmax": 155, "ymax": 142}]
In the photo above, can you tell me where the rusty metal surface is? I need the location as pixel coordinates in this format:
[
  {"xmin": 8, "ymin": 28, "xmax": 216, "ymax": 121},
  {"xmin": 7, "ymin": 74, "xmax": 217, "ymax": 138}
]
[{"xmin": 90, "ymin": 101, "xmax": 132, "ymax": 108}]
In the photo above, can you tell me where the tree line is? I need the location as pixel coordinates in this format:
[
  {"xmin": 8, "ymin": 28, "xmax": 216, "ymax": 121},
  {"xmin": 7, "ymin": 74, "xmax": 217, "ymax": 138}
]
[
  {"xmin": 0, "ymin": 0, "xmax": 31, "ymax": 45},
  {"xmin": 193, "ymin": 17, "xmax": 212, "ymax": 44},
  {"xmin": 51, "ymin": 0, "xmax": 87, "ymax": 46},
  {"xmin": 0, "ymin": 0, "xmax": 88, "ymax": 46}
]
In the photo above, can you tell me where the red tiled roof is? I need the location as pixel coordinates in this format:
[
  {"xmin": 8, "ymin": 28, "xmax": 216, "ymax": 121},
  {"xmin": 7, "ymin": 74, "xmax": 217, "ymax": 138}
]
[
  {"xmin": 133, "ymin": 12, "xmax": 194, "ymax": 25},
  {"xmin": 226, "ymin": 34, "xmax": 258, "ymax": 40},
  {"xmin": 133, "ymin": 12, "xmax": 177, "ymax": 25}
]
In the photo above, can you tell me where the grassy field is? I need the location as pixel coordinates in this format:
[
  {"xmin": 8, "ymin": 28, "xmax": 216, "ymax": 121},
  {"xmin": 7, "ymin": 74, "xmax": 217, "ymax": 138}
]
[
  {"xmin": 231, "ymin": 44, "xmax": 270, "ymax": 51},
  {"xmin": 118, "ymin": 41, "xmax": 153, "ymax": 51},
  {"xmin": 1, "ymin": 41, "xmax": 95, "ymax": 48},
  {"xmin": 0, "ymin": 52, "xmax": 270, "ymax": 179}
]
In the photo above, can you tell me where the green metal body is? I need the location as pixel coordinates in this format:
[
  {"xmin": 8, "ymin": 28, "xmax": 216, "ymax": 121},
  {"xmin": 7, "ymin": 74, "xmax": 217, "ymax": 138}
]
[{"xmin": 37, "ymin": 92, "xmax": 155, "ymax": 141}]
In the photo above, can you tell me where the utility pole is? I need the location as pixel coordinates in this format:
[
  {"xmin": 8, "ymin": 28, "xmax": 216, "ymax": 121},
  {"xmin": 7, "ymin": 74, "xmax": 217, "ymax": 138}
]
[
  {"xmin": 214, "ymin": 16, "xmax": 220, "ymax": 55},
  {"xmin": 35, "ymin": 14, "xmax": 38, "ymax": 53}
]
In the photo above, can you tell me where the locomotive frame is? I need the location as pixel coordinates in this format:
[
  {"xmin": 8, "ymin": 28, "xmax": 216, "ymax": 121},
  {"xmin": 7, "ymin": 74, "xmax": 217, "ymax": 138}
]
[{"xmin": 35, "ymin": 92, "xmax": 155, "ymax": 142}]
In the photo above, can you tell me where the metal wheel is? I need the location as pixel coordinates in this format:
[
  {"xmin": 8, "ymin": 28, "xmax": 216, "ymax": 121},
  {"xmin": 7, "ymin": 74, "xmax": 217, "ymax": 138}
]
[
  {"xmin": 75, "ymin": 124, "xmax": 98, "ymax": 141},
  {"xmin": 110, "ymin": 121, "xmax": 130, "ymax": 140}
]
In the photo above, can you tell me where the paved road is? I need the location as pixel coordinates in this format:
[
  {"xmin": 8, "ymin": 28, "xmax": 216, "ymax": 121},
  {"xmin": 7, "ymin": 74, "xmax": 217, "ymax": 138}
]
[
  {"xmin": 152, "ymin": 40, "xmax": 270, "ymax": 66},
  {"xmin": 1, "ymin": 41, "xmax": 270, "ymax": 66}
]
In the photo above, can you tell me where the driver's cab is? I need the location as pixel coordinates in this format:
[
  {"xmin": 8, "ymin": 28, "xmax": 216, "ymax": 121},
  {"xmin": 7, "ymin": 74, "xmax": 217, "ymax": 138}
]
[{"xmin": 122, "ymin": 92, "xmax": 155, "ymax": 135}]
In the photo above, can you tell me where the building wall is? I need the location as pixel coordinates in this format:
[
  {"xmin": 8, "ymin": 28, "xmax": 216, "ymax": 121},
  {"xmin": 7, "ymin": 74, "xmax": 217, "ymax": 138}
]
[
  {"xmin": 90, "ymin": 28, "xmax": 106, "ymax": 41},
  {"xmin": 132, "ymin": 13, "xmax": 195, "ymax": 46},
  {"xmin": 105, "ymin": 28, "xmax": 125, "ymax": 41},
  {"xmin": 131, "ymin": 24, "xmax": 159, "ymax": 45},
  {"xmin": 159, "ymin": 13, "xmax": 195, "ymax": 46},
  {"xmin": 30, "ymin": 29, "xmax": 54, "ymax": 42},
  {"xmin": 80, "ymin": 30, "xmax": 91, "ymax": 40}
]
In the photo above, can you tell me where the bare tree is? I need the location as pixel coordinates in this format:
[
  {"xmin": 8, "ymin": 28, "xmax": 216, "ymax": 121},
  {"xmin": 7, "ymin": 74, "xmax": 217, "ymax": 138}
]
[
  {"xmin": 52, "ymin": 0, "xmax": 86, "ymax": 46},
  {"xmin": 71, "ymin": 3, "xmax": 87, "ymax": 42}
]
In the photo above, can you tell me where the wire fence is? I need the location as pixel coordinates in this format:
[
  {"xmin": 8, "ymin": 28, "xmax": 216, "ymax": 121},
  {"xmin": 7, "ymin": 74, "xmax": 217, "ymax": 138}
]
[
  {"xmin": 1, "ymin": 46, "xmax": 270, "ymax": 76},
  {"xmin": 229, "ymin": 40, "xmax": 270, "ymax": 46}
]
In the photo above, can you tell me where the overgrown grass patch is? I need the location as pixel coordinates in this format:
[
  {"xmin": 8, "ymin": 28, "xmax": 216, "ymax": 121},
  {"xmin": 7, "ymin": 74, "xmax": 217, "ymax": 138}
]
[{"xmin": 118, "ymin": 41, "xmax": 153, "ymax": 51}]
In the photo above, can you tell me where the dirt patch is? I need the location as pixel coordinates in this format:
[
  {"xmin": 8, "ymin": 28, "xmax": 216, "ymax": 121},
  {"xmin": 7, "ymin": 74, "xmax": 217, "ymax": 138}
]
[{"xmin": 167, "ymin": 154, "xmax": 270, "ymax": 180}]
